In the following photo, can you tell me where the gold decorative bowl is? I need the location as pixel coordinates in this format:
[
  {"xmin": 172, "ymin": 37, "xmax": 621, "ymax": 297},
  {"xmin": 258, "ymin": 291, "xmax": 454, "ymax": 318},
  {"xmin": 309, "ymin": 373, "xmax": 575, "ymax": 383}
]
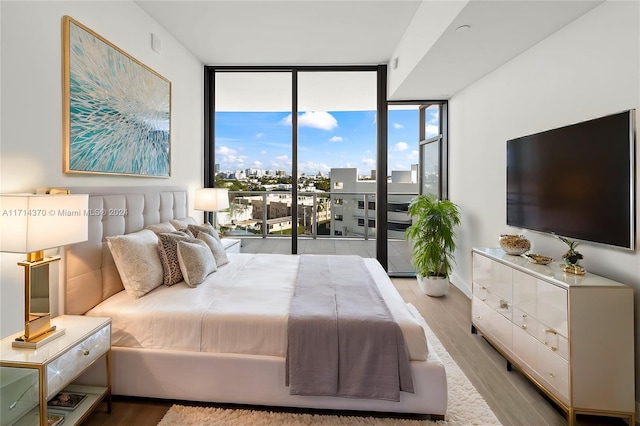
[
  {"xmin": 523, "ymin": 253, "xmax": 553, "ymax": 265},
  {"xmin": 499, "ymin": 234, "xmax": 531, "ymax": 255}
]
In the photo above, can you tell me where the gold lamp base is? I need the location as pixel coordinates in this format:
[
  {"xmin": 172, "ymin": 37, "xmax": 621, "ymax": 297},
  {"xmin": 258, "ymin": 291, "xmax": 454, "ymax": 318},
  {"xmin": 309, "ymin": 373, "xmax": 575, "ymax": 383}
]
[
  {"xmin": 12, "ymin": 327, "xmax": 65, "ymax": 349},
  {"xmin": 18, "ymin": 254, "xmax": 61, "ymax": 346}
]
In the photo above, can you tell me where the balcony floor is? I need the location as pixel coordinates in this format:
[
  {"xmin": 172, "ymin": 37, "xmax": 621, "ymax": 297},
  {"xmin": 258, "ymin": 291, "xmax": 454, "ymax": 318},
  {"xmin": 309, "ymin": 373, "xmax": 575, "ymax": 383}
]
[{"xmin": 237, "ymin": 237, "xmax": 414, "ymax": 274}]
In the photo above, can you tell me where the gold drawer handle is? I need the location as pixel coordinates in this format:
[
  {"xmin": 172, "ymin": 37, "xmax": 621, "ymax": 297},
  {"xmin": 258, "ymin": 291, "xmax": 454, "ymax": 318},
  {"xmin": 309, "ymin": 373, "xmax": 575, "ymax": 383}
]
[
  {"xmin": 549, "ymin": 373, "xmax": 555, "ymax": 379},
  {"xmin": 521, "ymin": 324, "xmax": 527, "ymax": 329},
  {"xmin": 83, "ymin": 349, "xmax": 90, "ymax": 356},
  {"xmin": 544, "ymin": 341, "xmax": 558, "ymax": 351},
  {"xmin": 545, "ymin": 329, "xmax": 557, "ymax": 335}
]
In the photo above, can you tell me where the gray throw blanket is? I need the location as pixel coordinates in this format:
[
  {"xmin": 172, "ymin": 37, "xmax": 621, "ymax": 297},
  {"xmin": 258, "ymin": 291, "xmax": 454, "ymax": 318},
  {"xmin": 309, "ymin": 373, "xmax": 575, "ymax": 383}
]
[{"xmin": 286, "ymin": 255, "xmax": 414, "ymax": 401}]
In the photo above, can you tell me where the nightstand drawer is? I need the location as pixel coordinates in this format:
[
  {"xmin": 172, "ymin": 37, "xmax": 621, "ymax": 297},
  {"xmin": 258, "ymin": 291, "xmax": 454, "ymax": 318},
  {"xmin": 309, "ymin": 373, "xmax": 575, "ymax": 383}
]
[{"xmin": 46, "ymin": 324, "xmax": 110, "ymax": 399}]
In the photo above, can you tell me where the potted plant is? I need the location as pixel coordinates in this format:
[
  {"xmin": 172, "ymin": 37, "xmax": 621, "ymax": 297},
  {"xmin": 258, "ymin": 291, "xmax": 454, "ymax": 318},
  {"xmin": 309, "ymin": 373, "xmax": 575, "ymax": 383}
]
[{"xmin": 405, "ymin": 194, "xmax": 461, "ymax": 296}]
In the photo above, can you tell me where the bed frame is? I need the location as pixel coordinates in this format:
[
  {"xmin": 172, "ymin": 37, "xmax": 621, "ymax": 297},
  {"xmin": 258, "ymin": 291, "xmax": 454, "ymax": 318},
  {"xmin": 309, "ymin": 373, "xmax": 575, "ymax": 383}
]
[{"xmin": 64, "ymin": 187, "xmax": 447, "ymax": 418}]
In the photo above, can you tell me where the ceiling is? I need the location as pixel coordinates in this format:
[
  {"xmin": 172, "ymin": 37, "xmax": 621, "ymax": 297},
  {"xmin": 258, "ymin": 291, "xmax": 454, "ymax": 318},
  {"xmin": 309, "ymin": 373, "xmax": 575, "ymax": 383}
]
[{"xmin": 134, "ymin": 0, "xmax": 604, "ymax": 100}]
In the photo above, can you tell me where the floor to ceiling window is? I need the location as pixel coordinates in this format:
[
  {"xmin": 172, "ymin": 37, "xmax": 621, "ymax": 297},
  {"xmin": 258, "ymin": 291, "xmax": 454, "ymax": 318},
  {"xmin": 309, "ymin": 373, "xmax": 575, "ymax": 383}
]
[
  {"xmin": 205, "ymin": 66, "xmax": 447, "ymax": 275},
  {"xmin": 212, "ymin": 71, "xmax": 293, "ymax": 249},
  {"xmin": 297, "ymin": 71, "xmax": 377, "ymax": 250}
]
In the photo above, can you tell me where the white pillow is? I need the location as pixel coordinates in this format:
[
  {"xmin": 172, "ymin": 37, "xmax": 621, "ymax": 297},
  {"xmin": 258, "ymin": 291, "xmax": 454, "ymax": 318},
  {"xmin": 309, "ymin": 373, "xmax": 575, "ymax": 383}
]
[
  {"xmin": 170, "ymin": 216, "xmax": 198, "ymax": 231},
  {"xmin": 197, "ymin": 231, "xmax": 230, "ymax": 267},
  {"xmin": 177, "ymin": 240, "xmax": 217, "ymax": 287},
  {"xmin": 107, "ymin": 229, "xmax": 163, "ymax": 298},
  {"xmin": 145, "ymin": 221, "xmax": 177, "ymax": 234}
]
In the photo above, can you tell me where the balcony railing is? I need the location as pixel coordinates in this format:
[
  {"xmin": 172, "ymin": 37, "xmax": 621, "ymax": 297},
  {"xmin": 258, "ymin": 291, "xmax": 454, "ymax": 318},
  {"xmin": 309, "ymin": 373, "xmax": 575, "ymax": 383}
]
[{"xmin": 220, "ymin": 190, "xmax": 417, "ymax": 240}]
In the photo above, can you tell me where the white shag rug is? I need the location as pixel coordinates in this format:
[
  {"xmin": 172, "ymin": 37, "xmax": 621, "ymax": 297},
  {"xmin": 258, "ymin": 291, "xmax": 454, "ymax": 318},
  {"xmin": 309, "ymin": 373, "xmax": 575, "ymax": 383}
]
[{"xmin": 158, "ymin": 304, "xmax": 501, "ymax": 426}]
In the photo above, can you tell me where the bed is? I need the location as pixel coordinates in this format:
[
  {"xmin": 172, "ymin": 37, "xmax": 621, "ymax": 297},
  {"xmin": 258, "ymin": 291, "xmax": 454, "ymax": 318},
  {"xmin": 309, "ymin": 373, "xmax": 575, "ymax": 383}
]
[{"xmin": 64, "ymin": 187, "xmax": 447, "ymax": 418}]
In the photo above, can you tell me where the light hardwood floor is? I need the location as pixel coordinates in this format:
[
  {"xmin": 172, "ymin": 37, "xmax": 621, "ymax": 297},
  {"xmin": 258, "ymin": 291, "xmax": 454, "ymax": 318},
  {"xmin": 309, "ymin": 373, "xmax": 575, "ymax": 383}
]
[{"xmin": 82, "ymin": 278, "xmax": 629, "ymax": 425}]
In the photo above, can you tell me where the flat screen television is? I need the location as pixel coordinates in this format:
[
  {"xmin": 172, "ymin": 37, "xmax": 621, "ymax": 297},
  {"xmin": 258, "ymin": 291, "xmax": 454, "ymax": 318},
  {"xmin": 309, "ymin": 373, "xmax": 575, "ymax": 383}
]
[{"xmin": 506, "ymin": 109, "xmax": 636, "ymax": 250}]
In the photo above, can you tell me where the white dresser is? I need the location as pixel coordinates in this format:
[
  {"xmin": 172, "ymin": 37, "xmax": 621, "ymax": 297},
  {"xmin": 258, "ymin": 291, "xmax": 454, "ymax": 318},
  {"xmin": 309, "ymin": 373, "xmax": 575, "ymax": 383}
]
[{"xmin": 471, "ymin": 248, "xmax": 634, "ymax": 426}]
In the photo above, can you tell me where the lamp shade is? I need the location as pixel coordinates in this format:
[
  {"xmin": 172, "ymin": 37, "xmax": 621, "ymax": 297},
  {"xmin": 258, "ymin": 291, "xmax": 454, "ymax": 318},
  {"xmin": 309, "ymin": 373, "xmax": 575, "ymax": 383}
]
[
  {"xmin": 0, "ymin": 194, "xmax": 89, "ymax": 253},
  {"xmin": 194, "ymin": 188, "xmax": 229, "ymax": 212}
]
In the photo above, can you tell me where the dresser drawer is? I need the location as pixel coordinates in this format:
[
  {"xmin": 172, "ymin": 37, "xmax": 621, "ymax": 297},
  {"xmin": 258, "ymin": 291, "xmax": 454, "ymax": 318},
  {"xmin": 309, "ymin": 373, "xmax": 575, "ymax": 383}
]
[
  {"xmin": 473, "ymin": 254, "xmax": 512, "ymax": 301},
  {"xmin": 485, "ymin": 291, "xmax": 513, "ymax": 322},
  {"xmin": 513, "ymin": 324, "xmax": 538, "ymax": 373},
  {"xmin": 536, "ymin": 324, "xmax": 569, "ymax": 361},
  {"xmin": 473, "ymin": 296, "xmax": 513, "ymax": 350},
  {"xmin": 537, "ymin": 344, "xmax": 570, "ymax": 403},
  {"xmin": 512, "ymin": 270, "xmax": 537, "ymax": 317},
  {"xmin": 513, "ymin": 307, "xmax": 539, "ymax": 340},
  {"xmin": 536, "ymin": 280, "xmax": 568, "ymax": 337},
  {"xmin": 46, "ymin": 324, "xmax": 110, "ymax": 399},
  {"xmin": 471, "ymin": 296, "xmax": 491, "ymax": 331}
]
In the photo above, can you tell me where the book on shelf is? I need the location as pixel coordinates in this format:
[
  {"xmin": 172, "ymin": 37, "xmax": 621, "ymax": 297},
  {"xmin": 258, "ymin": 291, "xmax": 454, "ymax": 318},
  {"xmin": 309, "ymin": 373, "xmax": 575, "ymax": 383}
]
[
  {"xmin": 47, "ymin": 412, "xmax": 65, "ymax": 426},
  {"xmin": 47, "ymin": 391, "xmax": 87, "ymax": 411}
]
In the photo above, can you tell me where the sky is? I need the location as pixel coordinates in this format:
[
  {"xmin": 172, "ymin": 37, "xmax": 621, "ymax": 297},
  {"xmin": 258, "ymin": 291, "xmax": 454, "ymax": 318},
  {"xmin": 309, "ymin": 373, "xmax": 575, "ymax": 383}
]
[{"xmin": 214, "ymin": 107, "xmax": 439, "ymax": 177}]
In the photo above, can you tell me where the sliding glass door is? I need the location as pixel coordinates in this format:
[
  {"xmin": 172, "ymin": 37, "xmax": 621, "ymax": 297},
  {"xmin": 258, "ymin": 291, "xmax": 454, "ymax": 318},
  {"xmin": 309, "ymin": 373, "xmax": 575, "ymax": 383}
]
[{"xmin": 386, "ymin": 102, "xmax": 448, "ymax": 276}]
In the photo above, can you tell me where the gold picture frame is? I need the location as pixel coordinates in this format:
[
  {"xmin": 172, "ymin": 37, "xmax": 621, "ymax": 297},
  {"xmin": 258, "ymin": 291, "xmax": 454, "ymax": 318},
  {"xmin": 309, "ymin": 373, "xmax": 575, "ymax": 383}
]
[{"xmin": 62, "ymin": 16, "xmax": 171, "ymax": 177}]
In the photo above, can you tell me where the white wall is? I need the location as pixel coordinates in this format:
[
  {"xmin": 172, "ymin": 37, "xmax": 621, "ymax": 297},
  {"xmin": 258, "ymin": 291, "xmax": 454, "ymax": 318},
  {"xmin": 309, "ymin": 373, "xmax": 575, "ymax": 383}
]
[
  {"xmin": 447, "ymin": 0, "xmax": 640, "ymax": 411},
  {"xmin": 0, "ymin": 1, "xmax": 203, "ymax": 337}
]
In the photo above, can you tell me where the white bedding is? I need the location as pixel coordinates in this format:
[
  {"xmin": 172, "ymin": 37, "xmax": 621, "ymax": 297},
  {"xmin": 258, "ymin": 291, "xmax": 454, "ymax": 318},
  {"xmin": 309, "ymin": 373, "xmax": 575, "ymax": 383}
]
[{"xmin": 86, "ymin": 253, "xmax": 428, "ymax": 361}]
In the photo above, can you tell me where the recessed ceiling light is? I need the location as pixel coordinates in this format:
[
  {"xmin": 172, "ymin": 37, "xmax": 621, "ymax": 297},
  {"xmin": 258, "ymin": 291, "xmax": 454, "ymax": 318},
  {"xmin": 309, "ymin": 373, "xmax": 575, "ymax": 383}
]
[{"xmin": 456, "ymin": 25, "xmax": 471, "ymax": 33}]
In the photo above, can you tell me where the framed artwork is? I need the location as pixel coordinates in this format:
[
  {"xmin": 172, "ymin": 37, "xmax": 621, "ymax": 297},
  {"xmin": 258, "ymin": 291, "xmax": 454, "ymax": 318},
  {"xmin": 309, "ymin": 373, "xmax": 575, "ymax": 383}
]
[{"xmin": 62, "ymin": 16, "xmax": 171, "ymax": 177}]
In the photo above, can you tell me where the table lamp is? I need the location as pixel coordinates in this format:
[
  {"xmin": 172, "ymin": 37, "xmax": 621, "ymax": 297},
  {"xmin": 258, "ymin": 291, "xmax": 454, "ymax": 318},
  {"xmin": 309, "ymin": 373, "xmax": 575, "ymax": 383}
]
[
  {"xmin": 0, "ymin": 193, "xmax": 89, "ymax": 347},
  {"xmin": 194, "ymin": 188, "xmax": 229, "ymax": 229}
]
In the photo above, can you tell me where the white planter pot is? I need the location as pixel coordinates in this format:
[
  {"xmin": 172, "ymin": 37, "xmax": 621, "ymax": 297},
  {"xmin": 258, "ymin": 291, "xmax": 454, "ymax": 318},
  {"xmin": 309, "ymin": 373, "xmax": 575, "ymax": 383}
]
[{"xmin": 417, "ymin": 275, "xmax": 449, "ymax": 297}]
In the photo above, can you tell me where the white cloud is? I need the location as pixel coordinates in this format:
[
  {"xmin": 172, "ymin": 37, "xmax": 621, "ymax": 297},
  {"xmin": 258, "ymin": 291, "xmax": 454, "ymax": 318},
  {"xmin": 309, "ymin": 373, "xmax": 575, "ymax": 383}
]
[
  {"xmin": 425, "ymin": 124, "xmax": 439, "ymax": 139},
  {"xmin": 271, "ymin": 155, "xmax": 292, "ymax": 169},
  {"xmin": 259, "ymin": 150, "xmax": 267, "ymax": 155},
  {"xmin": 217, "ymin": 146, "xmax": 237, "ymax": 155},
  {"xmin": 282, "ymin": 111, "xmax": 338, "ymax": 130},
  {"xmin": 393, "ymin": 142, "xmax": 409, "ymax": 152},
  {"xmin": 255, "ymin": 133, "xmax": 265, "ymax": 138},
  {"xmin": 393, "ymin": 123, "xmax": 404, "ymax": 129},
  {"xmin": 361, "ymin": 157, "xmax": 375, "ymax": 166},
  {"xmin": 408, "ymin": 150, "xmax": 419, "ymax": 160},
  {"xmin": 253, "ymin": 161, "xmax": 263, "ymax": 167},
  {"xmin": 299, "ymin": 161, "xmax": 332, "ymax": 175},
  {"xmin": 329, "ymin": 136, "xmax": 343, "ymax": 143}
]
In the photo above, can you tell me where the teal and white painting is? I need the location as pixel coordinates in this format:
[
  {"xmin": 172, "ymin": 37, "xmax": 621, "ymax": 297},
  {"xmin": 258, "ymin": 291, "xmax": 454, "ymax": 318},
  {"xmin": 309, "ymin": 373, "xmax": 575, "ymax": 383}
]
[{"xmin": 63, "ymin": 16, "xmax": 171, "ymax": 177}]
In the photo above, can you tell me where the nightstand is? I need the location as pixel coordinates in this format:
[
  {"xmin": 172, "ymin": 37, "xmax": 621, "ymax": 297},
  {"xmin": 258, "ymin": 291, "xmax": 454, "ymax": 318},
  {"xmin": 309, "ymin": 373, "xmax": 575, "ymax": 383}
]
[
  {"xmin": 221, "ymin": 238, "xmax": 241, "ymax": 253},
  {"xmin": 1, "ymin": 315, "xmax": 111, "ymax": 425}
]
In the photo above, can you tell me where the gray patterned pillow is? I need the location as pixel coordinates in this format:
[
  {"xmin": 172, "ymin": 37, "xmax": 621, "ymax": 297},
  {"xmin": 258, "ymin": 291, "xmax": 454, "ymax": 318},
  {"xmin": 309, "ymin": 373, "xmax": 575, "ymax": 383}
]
[
  {"xmin": 197, "ymin": 231, "xmax": 230, "ymax": 267},
  {"xmin": 188, "ymin": 223, "xmax": 221, "ymax": 242},
  {"xmin": 157, "ymin": 232, "xmax": 197, "ymax": 286},
  {"xmin": 177, "ymin": 240, "xmax": 217, "ymax": 287}
]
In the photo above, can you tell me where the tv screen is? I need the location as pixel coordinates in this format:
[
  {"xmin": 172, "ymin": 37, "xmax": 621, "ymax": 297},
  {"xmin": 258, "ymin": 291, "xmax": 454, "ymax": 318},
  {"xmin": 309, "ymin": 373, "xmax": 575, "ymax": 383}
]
[{"xmin": 506, "ymin": 110, "xmax": 635, "ymax": 250}]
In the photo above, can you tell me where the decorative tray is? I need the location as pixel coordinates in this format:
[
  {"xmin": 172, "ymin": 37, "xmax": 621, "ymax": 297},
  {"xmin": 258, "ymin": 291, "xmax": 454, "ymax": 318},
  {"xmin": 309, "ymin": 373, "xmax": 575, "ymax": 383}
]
[{"xmin": 523, "ymin": 253, "xmax": 553, "ymax": 265}]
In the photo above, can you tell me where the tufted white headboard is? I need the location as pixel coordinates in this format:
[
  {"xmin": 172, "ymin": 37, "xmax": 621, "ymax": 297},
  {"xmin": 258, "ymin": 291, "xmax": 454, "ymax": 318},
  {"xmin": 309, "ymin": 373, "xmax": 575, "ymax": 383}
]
[{"xmin": 64, "ymin": 187, "xmax": 189, "ymax": 315}]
